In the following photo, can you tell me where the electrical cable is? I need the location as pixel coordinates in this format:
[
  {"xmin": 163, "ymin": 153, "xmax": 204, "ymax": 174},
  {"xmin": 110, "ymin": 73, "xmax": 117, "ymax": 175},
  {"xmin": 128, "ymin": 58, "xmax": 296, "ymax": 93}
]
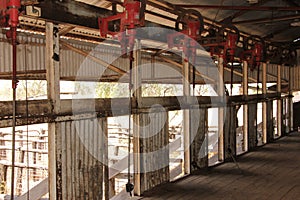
[
  {"xmin": 25, "ymin": 44, "xmax": 30, "ymax": 200},
  {"xmin": 126, "ymin": 50, "xmax": 134, "ymax": 197},
  {"xmin": 11, "ymin": 25, "xmax": 18, "ymax": 200},
  {"xmin": 209, "ymin": 0, "xmax": 225, "ymax": 29}
]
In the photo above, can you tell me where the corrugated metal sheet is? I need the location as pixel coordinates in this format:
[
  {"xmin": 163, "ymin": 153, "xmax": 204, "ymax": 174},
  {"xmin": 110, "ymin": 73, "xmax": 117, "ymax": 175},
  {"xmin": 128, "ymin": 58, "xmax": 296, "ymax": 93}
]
[
  {"xmin": 58, "ymin": 118, "xmax": 106, "ymax": 199},
  {"xmin": 0, "ymin": 32, "xmax": 294, "ymax": 86},
  {"xmin": 138, "ymin": 111, "xmax": 169, "ymax": 193},
  {"xmin": 292, "ymin": 66, "xmax": 300, "ymax": 91},
  {"xmin": 0, "ymin": 33, "xmax": 45, "ymax": 73}
]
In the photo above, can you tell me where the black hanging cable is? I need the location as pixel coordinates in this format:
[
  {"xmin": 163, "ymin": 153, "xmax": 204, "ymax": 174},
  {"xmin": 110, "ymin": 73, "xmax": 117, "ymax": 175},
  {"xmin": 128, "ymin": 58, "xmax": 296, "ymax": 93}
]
[
  {"xmin": 25, "ymin": 44, "xmax": 30, "ymax": 200},
  {"xmin": 192, "ymin": 64, "xmax": 196, "ymax": 96},
  {"xmin": 256, "ymin": 64, "xmax": 260, "ymax": 145},
  {"xmin": 230, "ymin": 61, "xmax": 234, "ymax": 96},
  {"xmin": 126, "ymin": 50, "xmax": 134, "ymax": 196},
  {"xmin": 11, "ymin": 27, "xmax": 18, "ymax": 200}
]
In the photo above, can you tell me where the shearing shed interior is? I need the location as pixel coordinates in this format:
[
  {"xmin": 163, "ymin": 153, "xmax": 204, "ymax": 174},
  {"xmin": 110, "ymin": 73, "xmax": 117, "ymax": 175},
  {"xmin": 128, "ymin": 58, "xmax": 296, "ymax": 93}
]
[{"xmin": 0, "ymin": 0, "xmax": 300, "ymax": 199}]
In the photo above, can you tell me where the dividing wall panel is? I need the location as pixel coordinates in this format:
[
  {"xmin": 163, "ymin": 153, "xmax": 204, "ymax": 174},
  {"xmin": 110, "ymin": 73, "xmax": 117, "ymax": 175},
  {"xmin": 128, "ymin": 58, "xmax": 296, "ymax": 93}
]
[
  {"xmin": 59, "ymin": 118, "xmax": 106, "ymax": 199},
  {"xmin": 190, "ymin": 107, "xmax": 208, "ymax": 171}
]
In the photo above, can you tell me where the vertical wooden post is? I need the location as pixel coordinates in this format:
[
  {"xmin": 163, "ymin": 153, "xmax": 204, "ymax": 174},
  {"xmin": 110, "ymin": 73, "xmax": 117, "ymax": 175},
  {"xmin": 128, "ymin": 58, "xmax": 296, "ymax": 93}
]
[
  {"xmin": 277, "ymin": 65, "xmax": 282, "ymax": 137},
  {"xmin": 183, "ymin": 55, "xmax": 190, "ymax": 174},
  {"xmin": 262, "ymin": 63, "xmax": 267, "ymax": 144},
  {"xmin": 288, "ymin": 66, "xmax": 293, "ymax": 132},
  {"xmin": 104, "ymin": 119, "xmax": 109, "ymax": 200},
  {"xmin": 243, "ymin": 61, "xmax": 248, "ymax": 152},
  {"xmin": 46, "ymin": 22, "xmax": 61, "ymax": 200},
  {"xmin": 133, "ymin": 40, "xmax": 142, "ymax": 196},
  {"xmin": 248, "ymin": 103, "xmax": 258, "ymax": 149},
  {"xmin": 218, "ymin": 57, "xmax": 224, "ymax": 161}
]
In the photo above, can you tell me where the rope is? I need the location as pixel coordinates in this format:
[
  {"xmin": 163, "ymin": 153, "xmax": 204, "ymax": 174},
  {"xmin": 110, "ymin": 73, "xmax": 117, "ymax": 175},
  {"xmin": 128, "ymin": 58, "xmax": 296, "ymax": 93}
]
[
  {"xmin": 25, "ymin": 44, "xmax": 30, "ymax": 200},
  {"xmin": 11, "ymin": 27, "xmax": 18, "ymax": 200},
  {"xmin": 126, "ymin": 50, "xmax": 134, "ymax": 196}
]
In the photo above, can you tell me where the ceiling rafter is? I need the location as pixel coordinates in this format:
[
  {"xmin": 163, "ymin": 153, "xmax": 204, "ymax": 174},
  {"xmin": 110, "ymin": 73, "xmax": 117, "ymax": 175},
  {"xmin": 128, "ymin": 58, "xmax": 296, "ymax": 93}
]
[
  {"xmin": 282, "ymin": 0, "xmax": 300, "ymax": 7},
  {"xmin": 219, "ymin": 0, "xmax": 273, "ymax": 23}
]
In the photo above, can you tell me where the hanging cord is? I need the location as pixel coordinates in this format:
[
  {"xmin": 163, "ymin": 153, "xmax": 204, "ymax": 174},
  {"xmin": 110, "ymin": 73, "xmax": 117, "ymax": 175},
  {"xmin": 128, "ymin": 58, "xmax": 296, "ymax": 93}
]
[
  {"xmin": 24, "ymin": 44, "xmax": 30, "ymax": 200},
  {"xmin": 256, "ymin": 64, "xmax": 260, "ymax": 145},
  {"xmin": 208, "ymin": 0, "xmax": 225, "ymax": 30},
  {"xmin": 126, "ymin": 50, "xmax": 134, "ymax": 197},
  {"xmin": 11, "ymin": 26, "xmax": 18, "ymax": 200},
  {"xmin": 230, "ymin": 61, "xmax": 234, "ymax": 96},
  {"xmin": 226, "ymin": 147, "xmax": 242, "ymax": 174}
]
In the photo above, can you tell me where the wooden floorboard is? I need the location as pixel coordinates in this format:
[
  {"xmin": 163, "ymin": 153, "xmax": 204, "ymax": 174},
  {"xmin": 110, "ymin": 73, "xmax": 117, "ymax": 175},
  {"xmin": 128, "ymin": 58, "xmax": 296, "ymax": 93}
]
[{"xmin": 141, "ymin": 132, "xmax": 300, "ymax": 200}]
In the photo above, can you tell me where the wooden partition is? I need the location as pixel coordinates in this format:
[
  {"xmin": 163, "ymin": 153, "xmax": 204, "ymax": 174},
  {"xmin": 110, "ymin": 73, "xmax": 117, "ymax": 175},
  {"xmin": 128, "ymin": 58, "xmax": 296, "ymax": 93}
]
[
  {"xmin": 58, "ymin": 119, "xmax": 106, "ymax": 199},
  {"xmin": 190, "ymin": 107, "xmax": 208, "ymax": 171},
  {"xmin": 267, "ymin": 101, "xmax": 274, "ymax": 143},
  {"xmin": 224, "ymin": 106, "xmax": 237, "ymax": 160},
  {"xmin": 248, "ymin": 103, "xmax": 258, "ymax": 150},
  {"xmin": 134, "ymin": 111, "xmax": 169, "ymax": 194}
]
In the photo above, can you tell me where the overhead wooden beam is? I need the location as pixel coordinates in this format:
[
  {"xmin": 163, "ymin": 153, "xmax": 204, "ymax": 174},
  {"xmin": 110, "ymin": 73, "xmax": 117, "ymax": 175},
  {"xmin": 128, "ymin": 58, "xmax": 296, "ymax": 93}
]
[
  {"xmin": 37, "ymin": 0, "xmax": 112, "ymax": 29},
  {"xmin": 173, "ymin": 5, "xmax": 300, "ymax": 11},
  {"xmin": 233, "ymin": 14, "xmax": 300, "ymax": 25},
  {"xmin": 219, "ymin": 0, "xmax": 272, "ymax": 22}
]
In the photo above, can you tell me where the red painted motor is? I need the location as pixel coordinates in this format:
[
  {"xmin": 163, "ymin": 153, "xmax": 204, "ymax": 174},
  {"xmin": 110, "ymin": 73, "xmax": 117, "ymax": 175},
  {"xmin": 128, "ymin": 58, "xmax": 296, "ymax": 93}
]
[
  {"xmin": 242, "ymin": 36, "xmax": 265, "ymax": 70},
  {"xmin": 224, "ymin": 32, "xmax": 239, "ymax": 64},
  {"xmin": 167, "ymin": 9, "xmax": 204, "ymax": 63},
  {"xmin": 98, "ymin": 0, "xmax": 146, "ymax": 56},
  {"xmin": 0, "ymin": 0, "xmax": 21, "ymax": 89}
]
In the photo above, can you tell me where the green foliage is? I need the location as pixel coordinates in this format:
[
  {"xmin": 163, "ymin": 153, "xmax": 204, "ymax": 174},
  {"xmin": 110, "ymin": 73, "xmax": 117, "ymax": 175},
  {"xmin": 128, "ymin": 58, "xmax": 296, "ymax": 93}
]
[
  {"xmin": 142, "ymin": 84, "xmax": 180, "ymax": 97},
  {"xmin": 96, "ymin": 82, "xmax": 129, "ymax": 98}
]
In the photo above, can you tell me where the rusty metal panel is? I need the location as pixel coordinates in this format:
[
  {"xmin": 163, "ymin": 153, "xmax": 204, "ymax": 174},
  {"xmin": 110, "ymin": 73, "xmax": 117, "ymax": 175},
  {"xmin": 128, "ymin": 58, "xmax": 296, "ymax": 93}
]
[{"xmin": 59, "ymin": 118, "xmax": 106, "ymax": 199}]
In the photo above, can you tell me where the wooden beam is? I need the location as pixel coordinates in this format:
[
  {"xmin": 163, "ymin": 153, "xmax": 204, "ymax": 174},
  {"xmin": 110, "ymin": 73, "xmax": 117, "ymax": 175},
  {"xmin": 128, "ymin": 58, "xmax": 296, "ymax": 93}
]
[
  {"xmin": 218, "ymin": 56, "xmax": 224, "ymax": 162},
  {"xmin": 262, "ymin": 63, "xmax": 267, "ymax": 144},
  {"xmin": 243, "ymin": 61, "xmax": 248, "ymax": 152},
  {"xmin": 277, "ymin": 65, "xmax": 282, "ymax": 137},
  {"xmin": 46, "ymin": 22, "xmax": 60, "ymax": 200},
  {"xmin": 0, "ymin": 93, "xmax": 281, "ymax": 128},
  {"xmin": 183, "ymin": 52, "xmax": 191, "ymax": 174}
]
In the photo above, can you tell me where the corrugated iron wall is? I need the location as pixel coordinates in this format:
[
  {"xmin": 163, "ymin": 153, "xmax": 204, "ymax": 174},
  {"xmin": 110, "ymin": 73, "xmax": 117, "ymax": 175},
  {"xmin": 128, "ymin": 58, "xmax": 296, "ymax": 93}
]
[
  {"xmin": 0, "ymin": 32, "xmax": 293, "ymax": 85},
  {"xmin": 58, "ymin": 118, "xmax": 107, "ymax": 199},
  {"xmin": 292, "ymin": 66, "xmax": 300, "ymax": 91},
  {"xmin": 138, "ymin": 111, "xmax": 169, "ymax": 193}
]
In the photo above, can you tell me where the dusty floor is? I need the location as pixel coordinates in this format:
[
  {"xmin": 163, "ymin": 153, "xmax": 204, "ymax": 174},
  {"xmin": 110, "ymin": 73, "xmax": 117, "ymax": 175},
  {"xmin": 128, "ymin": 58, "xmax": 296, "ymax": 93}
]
[{"xmin": 141, "ymin": 132, "xmax": 300, "ymax": 200}]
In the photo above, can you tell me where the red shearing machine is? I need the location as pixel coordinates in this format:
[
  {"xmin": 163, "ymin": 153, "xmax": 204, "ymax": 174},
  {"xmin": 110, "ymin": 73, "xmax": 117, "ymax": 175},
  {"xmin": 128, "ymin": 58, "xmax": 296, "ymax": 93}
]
[
  {"xmin": 98, "ymin": 0, "xmax": 146, "ymax": 57},
  {"xmin": 167, "ymin": 9, "xmax": 204, "ymax": 64}
]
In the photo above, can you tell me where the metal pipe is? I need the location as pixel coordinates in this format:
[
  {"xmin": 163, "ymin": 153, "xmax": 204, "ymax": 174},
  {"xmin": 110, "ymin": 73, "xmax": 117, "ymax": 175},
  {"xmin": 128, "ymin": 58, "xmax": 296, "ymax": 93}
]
[{"xmin": 173, "ymin": 4, "xmax": 300, "ymax": 11}]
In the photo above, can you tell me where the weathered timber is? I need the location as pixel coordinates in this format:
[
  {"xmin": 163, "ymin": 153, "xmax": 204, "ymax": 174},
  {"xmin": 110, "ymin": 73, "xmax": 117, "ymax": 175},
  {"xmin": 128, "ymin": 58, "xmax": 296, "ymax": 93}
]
[
  {"xmin": 248, "ymin": 103, "xmax": 258, "ymax": 150},
  {"xmin": 224, "ymin": 106, "xmax": 237, "ymax": 160},
  {"xmin": 190, "ymin": 107, "xmax": 208, "ymax": 171},
  {"xmin": 0, "ymin": 94, "xmax": 282, "ymax": 128}
]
